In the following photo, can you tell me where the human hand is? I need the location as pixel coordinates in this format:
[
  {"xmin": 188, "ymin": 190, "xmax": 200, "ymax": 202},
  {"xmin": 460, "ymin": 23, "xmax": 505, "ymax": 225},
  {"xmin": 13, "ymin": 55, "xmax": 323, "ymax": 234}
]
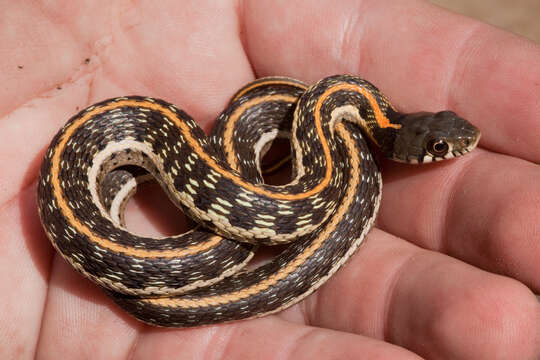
[{"xmin": 1, "ymin": 1, "xmax": 538, "ymax": 359}]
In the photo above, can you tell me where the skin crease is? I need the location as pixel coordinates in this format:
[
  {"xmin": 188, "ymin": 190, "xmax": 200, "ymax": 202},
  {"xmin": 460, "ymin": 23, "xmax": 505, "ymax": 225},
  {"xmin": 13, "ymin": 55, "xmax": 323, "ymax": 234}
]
[{"xmin": 0, "ymin": 0, "xmax": 539, "ymax": 358}]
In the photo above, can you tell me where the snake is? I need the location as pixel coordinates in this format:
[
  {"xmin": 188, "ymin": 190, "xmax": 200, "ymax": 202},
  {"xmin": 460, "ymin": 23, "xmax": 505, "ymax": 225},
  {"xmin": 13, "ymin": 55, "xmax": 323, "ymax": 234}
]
[{"xmin": 37, "ymin": 75, "xmax": 480, "ymax": 327}]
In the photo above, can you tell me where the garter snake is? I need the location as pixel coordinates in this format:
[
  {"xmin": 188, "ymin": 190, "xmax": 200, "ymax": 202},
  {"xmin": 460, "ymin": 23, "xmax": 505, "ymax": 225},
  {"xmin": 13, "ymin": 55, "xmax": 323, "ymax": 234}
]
[{"xmin": 37, "ymin": 75, "xmax": 480, "ymax": 327}]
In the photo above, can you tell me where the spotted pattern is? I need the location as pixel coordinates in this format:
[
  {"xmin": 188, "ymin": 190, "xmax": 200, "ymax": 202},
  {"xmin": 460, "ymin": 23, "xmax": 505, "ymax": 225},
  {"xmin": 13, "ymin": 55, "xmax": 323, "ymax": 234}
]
[{"xmin": 37, "ymin": 75, "xmax": 480, "ymax": 327}]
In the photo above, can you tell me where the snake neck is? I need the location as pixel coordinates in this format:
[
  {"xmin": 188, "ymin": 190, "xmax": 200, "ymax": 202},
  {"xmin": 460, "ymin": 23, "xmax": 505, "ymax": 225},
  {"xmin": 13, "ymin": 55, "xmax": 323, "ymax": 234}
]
[
  {"xmin": 293, "ymin": 75, "xmax": 401, "ymax": 160},
  {"xmin": 294, "ymin": 75, "xmax": 480, "ymax": 164}
]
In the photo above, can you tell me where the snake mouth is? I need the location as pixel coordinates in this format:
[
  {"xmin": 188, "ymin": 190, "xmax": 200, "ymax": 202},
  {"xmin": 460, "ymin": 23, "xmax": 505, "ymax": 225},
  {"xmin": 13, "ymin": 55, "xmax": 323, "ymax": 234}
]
[
  {"xmin": 425, "ymin": 127, "xmax": 481, "ymax": 164},
  {"xmin": 467, "ymin": 130, "xmax": 481, "ymax": 151},
  {"xmin": 402, "ymin": 135, "xmax": 480, "ymax": 164}
]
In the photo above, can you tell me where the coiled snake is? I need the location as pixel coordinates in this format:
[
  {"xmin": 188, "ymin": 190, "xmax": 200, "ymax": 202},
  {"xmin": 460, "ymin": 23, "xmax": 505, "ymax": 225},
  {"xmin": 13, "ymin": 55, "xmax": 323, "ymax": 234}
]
[{"xmin": 37, "ymin": 75, "xmax": 480, "ymax": 327}]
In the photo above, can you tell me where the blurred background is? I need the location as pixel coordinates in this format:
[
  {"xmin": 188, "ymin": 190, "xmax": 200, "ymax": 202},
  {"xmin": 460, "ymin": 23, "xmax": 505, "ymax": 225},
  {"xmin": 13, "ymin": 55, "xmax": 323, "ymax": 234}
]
[{"xmin": 431, "ymin": 0, "xmax": 540, "ymax": 42}]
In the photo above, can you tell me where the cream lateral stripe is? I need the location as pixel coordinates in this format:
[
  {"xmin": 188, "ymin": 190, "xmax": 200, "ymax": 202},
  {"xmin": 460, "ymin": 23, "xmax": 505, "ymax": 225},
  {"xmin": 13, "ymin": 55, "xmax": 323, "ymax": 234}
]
[
  {"xmin": 318, "ymin": 83, "xmax": 401, "ymax": 130},
  {"xmin": 88, "ymin": 140, "xmax": 153, "ymax": 222},
  {"xmin": 329, "ymin": 105, "xmax": 379, "ymax": 144},
  {"xmin": 37, "ymin": 75, "xmax": 481, "ymax": 327},
  {"xmin": 269, "ymin": 171, "xmax": 382, "ymax": 319},
  {"xmin": 118, "ymin": 99, "xmax": 332, "ymax": 200},
  {"xmin": 144, "ymin": 123, "xmax": 360, "ymax": 308},
  {"xmin": 50, "ymin": 121, "xmax": 224, "ymax": 258},
  {"xmin": 72, "ymin": 99, "xmax": 335, "ymax": 201},
  {"xmin": 223, "ymin": 95, "xmax": 298, "ymax": 171},
  {"xmin": 62, "ymin": 236, "xmax": 256, "ymax": 297},
  {"xmin": 108, "ymin": 176, "xmax": 138, "ymax": 227},
  {"xmin": 253, "ymin": 129, "xmax": 279, "ymax": 175}
]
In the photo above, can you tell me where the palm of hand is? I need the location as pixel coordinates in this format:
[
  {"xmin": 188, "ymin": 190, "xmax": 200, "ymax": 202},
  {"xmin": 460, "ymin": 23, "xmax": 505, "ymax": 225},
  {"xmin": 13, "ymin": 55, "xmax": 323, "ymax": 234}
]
[{"xmin": 1, "ymin": 1, "xmax": 539, "ymax": 359}]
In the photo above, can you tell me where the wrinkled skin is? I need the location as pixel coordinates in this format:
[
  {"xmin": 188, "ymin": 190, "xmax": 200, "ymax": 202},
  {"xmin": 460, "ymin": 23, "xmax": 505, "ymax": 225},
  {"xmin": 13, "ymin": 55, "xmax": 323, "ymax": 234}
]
[{"xmin": 1, "ymin": 1, "xmax": 539, "ymax": 359}]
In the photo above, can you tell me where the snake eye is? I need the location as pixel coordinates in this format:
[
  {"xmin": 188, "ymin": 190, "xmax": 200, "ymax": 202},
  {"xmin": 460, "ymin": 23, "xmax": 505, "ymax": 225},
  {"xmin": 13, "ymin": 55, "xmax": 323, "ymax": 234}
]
[{"xmin": 427, "ymin": 138, "xmax": 449, "ymax": 157}]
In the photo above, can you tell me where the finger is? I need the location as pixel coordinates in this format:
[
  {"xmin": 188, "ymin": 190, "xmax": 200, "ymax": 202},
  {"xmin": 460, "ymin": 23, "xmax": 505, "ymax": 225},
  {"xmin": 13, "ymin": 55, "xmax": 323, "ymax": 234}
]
[
  {"xmin": 0, "ymin": 185, "xmax": 53, "ymax": 359},
  {"xmin": 378, "ymin": 148, "xmax": 540, "ymax": 291},
  {"xmin": 242, "ymin": 0, "xmax": 540, "ymax": 162},
  {"xmin": 36, "ymin": 256, "xmax": 139, "ymax": 358},
  {"xmin": 131, "ymin": 317, "xmax": 422, "ymax": 360},
  {"xmin": 300, "ymin": 229, "xmax": 540, "ymax": 359}
]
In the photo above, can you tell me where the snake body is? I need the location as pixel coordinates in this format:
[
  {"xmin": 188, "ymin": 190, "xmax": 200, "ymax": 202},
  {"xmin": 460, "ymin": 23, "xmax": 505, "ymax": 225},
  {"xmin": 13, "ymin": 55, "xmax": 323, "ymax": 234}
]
[{"xmin": 37, "ymin": 75, "xmax": 480, "ymax": 327}]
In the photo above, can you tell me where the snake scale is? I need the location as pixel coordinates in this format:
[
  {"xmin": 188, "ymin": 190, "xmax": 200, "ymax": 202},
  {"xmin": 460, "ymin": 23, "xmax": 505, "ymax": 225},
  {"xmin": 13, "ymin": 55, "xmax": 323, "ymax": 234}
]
[{"xmin": 37, "ymin": 75, "xmax": 480, "ymax": 327}]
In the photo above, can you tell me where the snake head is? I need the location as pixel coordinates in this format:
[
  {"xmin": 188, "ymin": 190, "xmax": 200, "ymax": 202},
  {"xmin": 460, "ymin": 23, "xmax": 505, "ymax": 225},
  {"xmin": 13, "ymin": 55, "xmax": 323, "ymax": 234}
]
[{"xmin": 388, "ymin": 111, "xmax": 480, "ymax": 164}]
